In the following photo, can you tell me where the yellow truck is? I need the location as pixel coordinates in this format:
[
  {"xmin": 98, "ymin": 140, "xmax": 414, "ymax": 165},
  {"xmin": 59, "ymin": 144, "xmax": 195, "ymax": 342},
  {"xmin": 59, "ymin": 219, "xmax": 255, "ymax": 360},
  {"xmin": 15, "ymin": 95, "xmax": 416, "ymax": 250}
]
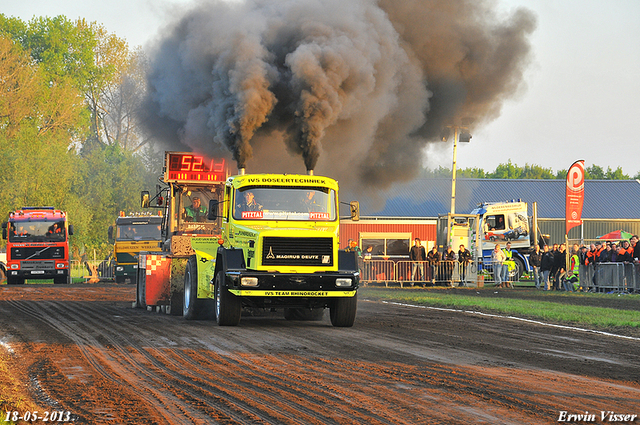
[
  {"xmin": 112, "ymin": 212, "xmax": 163, "ymax": 284},
  {"xmin": 189, "ymin": 173, "xmax": 360, "ymax": 326}
]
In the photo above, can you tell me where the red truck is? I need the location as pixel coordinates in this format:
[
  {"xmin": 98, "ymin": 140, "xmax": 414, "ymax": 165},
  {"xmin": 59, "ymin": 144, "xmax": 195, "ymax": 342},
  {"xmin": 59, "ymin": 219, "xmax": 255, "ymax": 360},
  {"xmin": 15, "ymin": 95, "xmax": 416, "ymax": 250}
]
[{"xmin": 2, "ymin": 207, "xmax": 74, "ymax": 285}]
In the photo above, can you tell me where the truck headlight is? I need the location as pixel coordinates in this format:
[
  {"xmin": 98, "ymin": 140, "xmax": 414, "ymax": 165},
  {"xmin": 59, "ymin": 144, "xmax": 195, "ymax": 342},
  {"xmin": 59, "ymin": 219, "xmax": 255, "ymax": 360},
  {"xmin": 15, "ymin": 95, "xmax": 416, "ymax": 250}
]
[
  {"xmin": 56, "ymin": 263, "xmax": 65, "ymax": 269},
  {"xmin": 116, "ymin": 266, "xmax": 124, "ymax": 272},
  {"xmin": 241, "ymin": 277, "xmax": 259, "ymax": 287},
  {"xmin": 335, "ymin": 278, "xmax": 352, "ymax": 287}
]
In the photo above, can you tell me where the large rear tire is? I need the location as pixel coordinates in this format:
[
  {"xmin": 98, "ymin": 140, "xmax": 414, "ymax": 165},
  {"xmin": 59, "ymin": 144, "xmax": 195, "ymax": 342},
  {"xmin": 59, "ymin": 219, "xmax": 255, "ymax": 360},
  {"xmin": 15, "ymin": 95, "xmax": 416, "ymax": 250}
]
[
  {"xmin": 330, "ymin": 293, "xmax": 357, "ymax": 327},
  {"xmin": 136, "ymin": 268, "xmax": 146, "ymax": 309},
  {"xmin": 214, "ymin": 271, "xmax": 241, "ymax": 326},
  {"xmin": 183, "ymin": 256, "xmax": 205, "ymax": 320}
]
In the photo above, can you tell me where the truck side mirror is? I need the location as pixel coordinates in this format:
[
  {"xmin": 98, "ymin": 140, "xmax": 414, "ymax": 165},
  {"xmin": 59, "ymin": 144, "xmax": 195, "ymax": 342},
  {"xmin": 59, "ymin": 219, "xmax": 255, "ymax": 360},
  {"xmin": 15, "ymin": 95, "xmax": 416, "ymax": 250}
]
[
  {"xmin": 207, "ymin": 199, "xmax": 220, "ymax": 220},
  {"xmin": 2, "ymin": 229, "xmax": 5, "ymax": 240},
  {"xmin": 141, "ymin": 191, "xmax": 150, "ymax": 208},
  {"xmin": 350, "ymin": 201, "xmax": 360, "ymax": 221},
  {"xmin": 68, "ymin": 225, "xmax": 74, "ymax": 236}
]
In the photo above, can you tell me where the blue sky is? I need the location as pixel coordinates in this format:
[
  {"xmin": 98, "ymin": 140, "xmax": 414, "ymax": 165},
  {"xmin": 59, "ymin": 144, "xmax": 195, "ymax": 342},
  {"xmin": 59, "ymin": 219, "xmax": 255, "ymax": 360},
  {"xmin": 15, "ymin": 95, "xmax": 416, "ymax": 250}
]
[{"xmin": 5, "ymin": 0, "xmax": 640, "ymax": 176}]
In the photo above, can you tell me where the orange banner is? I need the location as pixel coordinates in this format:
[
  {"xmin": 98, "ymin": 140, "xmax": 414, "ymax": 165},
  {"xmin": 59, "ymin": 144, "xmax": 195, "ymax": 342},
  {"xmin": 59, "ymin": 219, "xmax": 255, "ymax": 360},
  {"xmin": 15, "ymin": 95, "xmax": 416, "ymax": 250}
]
[{"xmin": 565, "ymin": 160, "xmax": 585, "ymax": 235}]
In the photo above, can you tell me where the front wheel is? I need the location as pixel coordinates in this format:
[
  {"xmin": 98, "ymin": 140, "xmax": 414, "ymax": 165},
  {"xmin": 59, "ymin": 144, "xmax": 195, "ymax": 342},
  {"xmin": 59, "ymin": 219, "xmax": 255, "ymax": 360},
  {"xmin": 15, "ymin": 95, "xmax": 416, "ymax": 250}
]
[
  {"xmin": 512, "ymin": 257, "xmax": 525, "ymax": 282},
  {"xmin": 7, "ymin": 276, "xmax": 24, "ymax": 285},
  {"xmin": 53, "ymin": 275, "xmax": 69, "ymax": 285},
  {"xmin": 329, "ymin": 293, "xmax": 357, "ymax": 327},
  {"xmin": 214, "ymin": 271, "xmax": 241, "ymax": 326}
]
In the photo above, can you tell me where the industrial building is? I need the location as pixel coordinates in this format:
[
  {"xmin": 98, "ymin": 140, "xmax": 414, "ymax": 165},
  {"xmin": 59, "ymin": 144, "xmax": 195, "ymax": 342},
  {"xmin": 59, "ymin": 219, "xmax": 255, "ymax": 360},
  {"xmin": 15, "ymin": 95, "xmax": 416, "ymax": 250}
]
[{"xmin": 341, "ymin": 178, "xmax": 640, "ymax": 254}]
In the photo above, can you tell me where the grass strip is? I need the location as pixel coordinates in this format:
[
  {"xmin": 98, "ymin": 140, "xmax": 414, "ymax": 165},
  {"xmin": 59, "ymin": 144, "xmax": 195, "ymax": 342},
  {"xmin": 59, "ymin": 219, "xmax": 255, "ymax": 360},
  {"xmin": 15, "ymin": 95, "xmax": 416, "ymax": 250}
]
[{"xmin": 360, "ymin": 287, "xmax": 640, "ymax": 328}]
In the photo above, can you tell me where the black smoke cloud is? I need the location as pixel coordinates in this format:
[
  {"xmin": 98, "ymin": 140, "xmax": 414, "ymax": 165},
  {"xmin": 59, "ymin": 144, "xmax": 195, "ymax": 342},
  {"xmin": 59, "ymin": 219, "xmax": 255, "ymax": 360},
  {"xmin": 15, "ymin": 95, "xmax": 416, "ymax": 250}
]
[{"xmin": 141, "ymin": 0, "xmax": 536, "ymax": 196}]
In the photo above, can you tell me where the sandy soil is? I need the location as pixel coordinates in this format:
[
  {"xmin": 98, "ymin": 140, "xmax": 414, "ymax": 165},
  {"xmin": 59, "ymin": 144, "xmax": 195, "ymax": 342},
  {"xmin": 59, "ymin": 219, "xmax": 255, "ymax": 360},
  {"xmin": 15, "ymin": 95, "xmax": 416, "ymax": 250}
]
[{"xmin": 0, "ymin": 284, "xmax": 638, "ymax": 424}]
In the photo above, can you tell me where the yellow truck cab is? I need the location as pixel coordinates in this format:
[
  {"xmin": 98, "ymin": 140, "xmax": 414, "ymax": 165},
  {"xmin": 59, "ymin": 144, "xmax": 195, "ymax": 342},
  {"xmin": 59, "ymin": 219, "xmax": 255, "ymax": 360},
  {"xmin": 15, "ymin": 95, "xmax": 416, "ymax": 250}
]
[{"xmin": 186, "ymin": 173, "xmax": 360, "ymax": 326}]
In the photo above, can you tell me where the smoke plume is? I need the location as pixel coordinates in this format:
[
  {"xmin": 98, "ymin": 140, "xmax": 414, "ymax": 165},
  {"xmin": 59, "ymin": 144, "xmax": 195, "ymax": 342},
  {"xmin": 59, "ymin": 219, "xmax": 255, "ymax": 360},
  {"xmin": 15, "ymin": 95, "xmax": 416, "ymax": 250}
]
[{"xmin": 141, "ymin": 0, "xmax": 536, "ymax": 196}]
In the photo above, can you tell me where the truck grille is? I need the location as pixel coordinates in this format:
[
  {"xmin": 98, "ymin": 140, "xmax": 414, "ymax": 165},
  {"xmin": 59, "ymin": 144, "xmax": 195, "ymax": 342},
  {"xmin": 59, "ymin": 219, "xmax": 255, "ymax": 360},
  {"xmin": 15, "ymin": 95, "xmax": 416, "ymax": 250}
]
[
  {"xmin": 11, "ymin": 246, "xmax": 65, "ymax": 260},
  {"xmin": 21, "ymin": 260, "xmax": 55, "ymax": 270},
  {"xmin": 262, "ymin": 237, "xmax": 333, "ymax": 266}
]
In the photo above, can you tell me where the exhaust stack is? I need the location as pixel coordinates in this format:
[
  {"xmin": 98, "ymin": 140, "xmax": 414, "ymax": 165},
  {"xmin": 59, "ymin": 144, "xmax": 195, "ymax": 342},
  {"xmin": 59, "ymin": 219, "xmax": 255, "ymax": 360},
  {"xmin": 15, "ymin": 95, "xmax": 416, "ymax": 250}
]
[
  {"xmin": 238, "ymin": 168, "xmax": 245, "ymax": 175},
  {"xmin": 308, "ymin": 169, "xmax": 314, "ymax": 176}
]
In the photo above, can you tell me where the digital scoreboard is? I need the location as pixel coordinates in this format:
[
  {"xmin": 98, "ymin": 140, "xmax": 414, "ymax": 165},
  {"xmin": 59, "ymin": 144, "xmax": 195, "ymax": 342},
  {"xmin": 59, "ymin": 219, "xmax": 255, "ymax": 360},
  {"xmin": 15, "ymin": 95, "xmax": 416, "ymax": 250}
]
[{"xmin": 164, "ymin": 152, "xmax": 227, "ymax": 183}]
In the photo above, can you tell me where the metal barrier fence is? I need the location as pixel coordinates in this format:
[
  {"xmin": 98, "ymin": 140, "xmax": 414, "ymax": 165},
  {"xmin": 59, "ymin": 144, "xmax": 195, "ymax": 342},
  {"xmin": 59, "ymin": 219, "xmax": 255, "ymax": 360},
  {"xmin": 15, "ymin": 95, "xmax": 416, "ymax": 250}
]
[
  {"xmin": 70, "ymin": 260, "xmax": 114, "ymax": 282},
  {"xmin": 579, "ymin": 262, "xmax": 639, "ymax": 293},
  {"xmin": 362, "ymin": 260, "xmax": 484, "ymax": 287},
  {"xmin": 67, "ymin": 258, "xmax": 639, "ymax": 291}
]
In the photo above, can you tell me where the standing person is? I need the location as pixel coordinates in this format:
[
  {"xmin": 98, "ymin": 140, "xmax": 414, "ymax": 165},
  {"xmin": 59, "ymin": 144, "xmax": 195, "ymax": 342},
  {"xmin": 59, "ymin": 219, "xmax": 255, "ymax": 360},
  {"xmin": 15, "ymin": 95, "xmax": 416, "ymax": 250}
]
[
  {"xmin": 457, "ymin": 244, "xmax": 472, "ymax": 286},
  {"xmin": 631, "ymin": 235, "xmax": 640, "ymax": 263},
  {"xmin": 501, "ymin": 242, "xmax": 515, "ymax": 287},
  {"xmin": 620, "ymin": 240, "xmax": 633, "ymax": 262},
  {"xmin": 409, "ymin": 238, "xmax": 426, "ymax": 286},
  {"xmin": 491, "ymin": 244, "xmax": 506, "ymax": 288},
  {"xmin": 600, "ymin": 242, "xmax": 613, "ymax": 263},
  {"xmin": 549, "ymin": 244, "xmax": 559, "ymax": 286},
  {"xmin": 540, "ymin": 244, "xmax": 554, "ymax": 290},
  {"xmin": 345, "ymin": 239, "xmax": 363, "ymax": 275},
  {"xmin": 564, "ymin": 248, "xmax": 580, "ymax": 291},
  {"xmin": 427, "ymin": 246, "xmax": 441, "ymax": 286},
  {"xmin": 553, "ymin": 244, "xmax": 567, "ymax": 290},
  {"xmin": 442, "ymin": 245, "xmax": 456, "ymax": 286},
  {"xmin": 529, "ymin": 244, "xmax": 542, "ymax": 289},
  {"xmin": 346, "ymin": 239, "xmax": 362, "ymax": 257}
]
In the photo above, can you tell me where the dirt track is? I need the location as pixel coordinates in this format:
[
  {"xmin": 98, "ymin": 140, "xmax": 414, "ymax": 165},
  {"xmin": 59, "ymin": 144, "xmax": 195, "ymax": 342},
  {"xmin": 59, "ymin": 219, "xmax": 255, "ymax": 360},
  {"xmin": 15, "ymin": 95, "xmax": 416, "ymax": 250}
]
[{"xmin": 1, "ymin": 284, "xmax": 639, "ymax": 424}]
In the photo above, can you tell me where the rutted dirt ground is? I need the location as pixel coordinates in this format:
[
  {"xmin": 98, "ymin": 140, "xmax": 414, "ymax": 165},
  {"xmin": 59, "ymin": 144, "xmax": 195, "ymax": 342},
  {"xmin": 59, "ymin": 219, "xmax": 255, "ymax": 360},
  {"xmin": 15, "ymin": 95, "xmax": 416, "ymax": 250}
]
[{"xmin": 0, "ymin": 284, "xmax": 639, "ymax": 424}]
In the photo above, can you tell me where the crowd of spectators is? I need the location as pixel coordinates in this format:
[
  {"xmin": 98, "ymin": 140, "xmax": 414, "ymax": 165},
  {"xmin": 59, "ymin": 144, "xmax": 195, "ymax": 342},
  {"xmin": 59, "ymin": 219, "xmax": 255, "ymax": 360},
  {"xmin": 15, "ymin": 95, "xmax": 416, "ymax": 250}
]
[{"xmin": 527, "ymin": 235, "xmax": 640, "ymax": 292}]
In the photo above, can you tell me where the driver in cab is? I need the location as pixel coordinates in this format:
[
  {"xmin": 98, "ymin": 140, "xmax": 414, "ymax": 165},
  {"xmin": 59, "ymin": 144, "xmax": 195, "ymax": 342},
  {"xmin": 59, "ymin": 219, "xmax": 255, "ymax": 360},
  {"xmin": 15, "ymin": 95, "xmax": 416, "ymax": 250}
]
[
  {"xmin": 236, "ymin": 190, "xmax": 263, "ymax": 213},
  {"xmin": 184, "ymin": 196, "xmax": 208, "ymax": 222}
]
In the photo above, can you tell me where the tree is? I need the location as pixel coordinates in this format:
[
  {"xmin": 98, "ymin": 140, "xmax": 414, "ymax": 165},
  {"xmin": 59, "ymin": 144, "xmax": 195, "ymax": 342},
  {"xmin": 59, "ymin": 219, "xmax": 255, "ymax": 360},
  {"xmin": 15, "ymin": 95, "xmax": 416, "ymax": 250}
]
[
  {"xmin": 458, "ymin": 167, "xmax": 487, "ymax": 178},
  {"xmin": 585, "ymin": 165, "xmax": 604, "ymax": 180},
  {"xmin": 0, "ymin": 35, "xmax": 86, "ymax": 242},
  {"xmin": 490, "ymin": 160, "xmax": 522, "ymax": 179},
  {"xmin": 605, "ymin": 166, "xmax": 628, "ymax": 180},
  {"xmin": 520, "ymin": 164, "xmax": 554, "ymax": 179}
]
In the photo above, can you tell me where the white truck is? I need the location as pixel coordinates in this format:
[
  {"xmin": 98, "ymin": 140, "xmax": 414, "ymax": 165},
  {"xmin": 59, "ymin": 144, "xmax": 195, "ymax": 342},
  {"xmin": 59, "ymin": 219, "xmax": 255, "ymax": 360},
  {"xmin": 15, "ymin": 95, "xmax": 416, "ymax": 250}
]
[{"xmin": 438, "ymin": 200, "xmax": 545, "ymax": 281}]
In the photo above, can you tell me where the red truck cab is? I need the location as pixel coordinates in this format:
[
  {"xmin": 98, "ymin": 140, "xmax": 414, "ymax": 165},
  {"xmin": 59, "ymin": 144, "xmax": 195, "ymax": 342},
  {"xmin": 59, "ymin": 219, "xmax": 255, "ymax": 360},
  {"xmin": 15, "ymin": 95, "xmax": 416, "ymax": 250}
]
[{"xmin": 2, "ymin": 207, "xmax": 74, "ymax": 285}]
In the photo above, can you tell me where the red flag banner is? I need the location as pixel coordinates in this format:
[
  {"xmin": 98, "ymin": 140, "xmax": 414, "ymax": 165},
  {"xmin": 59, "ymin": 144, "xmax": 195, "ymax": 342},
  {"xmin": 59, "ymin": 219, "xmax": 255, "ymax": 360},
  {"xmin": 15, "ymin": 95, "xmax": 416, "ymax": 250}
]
[{"xmin": 565, "ymin": 160, "xmax": 585, "ymax": 235}]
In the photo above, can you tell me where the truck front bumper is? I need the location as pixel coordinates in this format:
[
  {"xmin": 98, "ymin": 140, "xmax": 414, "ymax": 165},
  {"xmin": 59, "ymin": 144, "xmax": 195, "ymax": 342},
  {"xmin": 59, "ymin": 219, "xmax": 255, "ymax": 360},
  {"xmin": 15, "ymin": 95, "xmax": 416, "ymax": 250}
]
[{"xmin": 220, "ymin": 270, "xmax": 359, "ymax": 308}]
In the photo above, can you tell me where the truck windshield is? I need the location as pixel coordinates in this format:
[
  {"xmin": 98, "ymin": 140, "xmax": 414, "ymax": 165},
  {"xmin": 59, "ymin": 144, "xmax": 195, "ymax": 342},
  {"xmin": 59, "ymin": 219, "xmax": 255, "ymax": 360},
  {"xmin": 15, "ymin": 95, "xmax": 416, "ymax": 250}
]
[
  {"xmin": 116, "ymin": 223, "xmax": 162, "ymax": 241},
  {"xmin": 233, "ymin": 187, "xmax": 337, "ymax": 221},
  {"xmin": 8, "ymin": 220, "xmax": 66, "ymax": 243}
]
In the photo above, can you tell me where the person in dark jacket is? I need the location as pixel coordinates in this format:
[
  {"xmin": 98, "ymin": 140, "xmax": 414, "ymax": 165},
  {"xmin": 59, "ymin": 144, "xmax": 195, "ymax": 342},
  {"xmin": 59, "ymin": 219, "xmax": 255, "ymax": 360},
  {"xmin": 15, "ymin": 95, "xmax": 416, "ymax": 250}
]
[
  {"xmin": 442, "ymin": 246, "xmax": 456, "ymax": 286},
  {"xmin": 409, "ymin": 238, "xmax": 427, "ymax": 285},
  {"xmin": 529, "ymin": 245, "xmax": 542, "ymax": 289},
  {"xmin": 616, "ymin": 241, "xmax": 632, "ymax": 263},
  {"xmin": 611, "ymin": 243, "xmax": 621, "ymax": 262},
  {"xmin": 549, "ymin": 243, "xmax": 559, "ymax": 280},
  {"xmin": 599, "ymin": 242, "xmax": 613, "ymax": 263},
  {"xmin": 457, "ymin": 244, "xmax": 472, "ymax": 286},
  {"xmin": 427, "ymin": 246, "xmax": 441, "ymax": 286},
  {"xmin": 631, "ymin": 235, "xmax": 640, "ymax": 262},
  {"xmin": 540, "ymin": 245, "xmax": 554, "ymax": 291},
  {"xmin": 553, "ymin": 244, "xmax": 567, "ymax": 290}
]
